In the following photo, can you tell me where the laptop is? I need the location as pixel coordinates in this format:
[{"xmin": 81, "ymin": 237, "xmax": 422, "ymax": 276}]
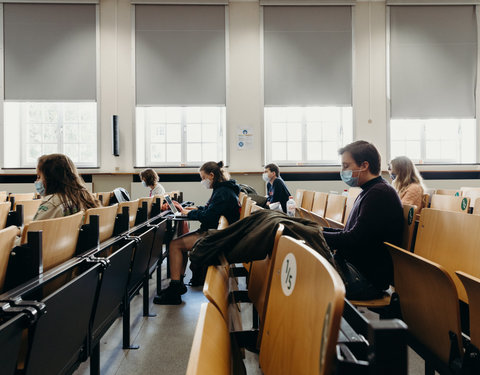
[{"xmin": 164, "ymin": 195, "xmax": 186, "ymax": 217}]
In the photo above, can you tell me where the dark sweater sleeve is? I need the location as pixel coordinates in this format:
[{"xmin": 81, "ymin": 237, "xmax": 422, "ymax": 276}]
[
  {"xmin": 323, "ymin": 188, "xmax": 392, "ymax": 257},
  {"xmin": 187, "ymin": 189, "xmax": 227, "ymax": 229}
]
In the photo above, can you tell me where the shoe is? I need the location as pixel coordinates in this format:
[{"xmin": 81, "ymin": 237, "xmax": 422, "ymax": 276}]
[
  {"xmin": 153, "ymin": 292, "xmax": 182, "ymax": 305},
  {"xmin": 157, "ymin": 282, "xmax": 187, "ymax": 296}
]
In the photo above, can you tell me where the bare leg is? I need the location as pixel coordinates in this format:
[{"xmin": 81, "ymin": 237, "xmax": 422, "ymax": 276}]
[{"xmin": 169, "ymin": 232, "xmax": 201, "ymax": 280}]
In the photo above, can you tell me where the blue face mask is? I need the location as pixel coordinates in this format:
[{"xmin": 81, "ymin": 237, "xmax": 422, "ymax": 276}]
[
  {"xmin": 35, "ymin": 180, "xmax": 45, "ymax": 196},
  {"xmin": 340, "ymin": 169, "xmax": 360, "ymax": 187},
  {"xmin": 390, "ymin": 173, "xmax": 396, "ymax": 181}
]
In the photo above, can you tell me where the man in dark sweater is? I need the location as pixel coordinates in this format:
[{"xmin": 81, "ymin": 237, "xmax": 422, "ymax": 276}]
[
  {"xmin": 264, "ymin": 163, "xmax": 291, "ymax": 212},
  {"xmin": 323, "ymin": 141, "xmax": 403, "ymax": 300}
]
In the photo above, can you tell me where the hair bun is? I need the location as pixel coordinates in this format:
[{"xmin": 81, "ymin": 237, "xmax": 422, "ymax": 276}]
[{"xmin": 217, "ymin": 161, "xmax": 224, "ymax": 168}]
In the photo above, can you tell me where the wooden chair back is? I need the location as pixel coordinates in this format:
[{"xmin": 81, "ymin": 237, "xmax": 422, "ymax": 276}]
[
  {"xmin": 96, "ymin": 192, "xmax": 112, "ymax": 206},
  {"xmin": 217, "ymin": 216, "xmax": 229, "ymax": 230},
  {"xmin": 248, "ymin": 225, "xmax": 284, "ymax": 326},
  {"xmin": 301, "ymin": 190, "xmax": 315, "ymax": 211},
  {"xmin": 243, "ymin": 198, "xmax": 254, "ymax": 218},
  {"xmin": 259, "ymin": 236, "xmax": 345, "ymax": 375},
  {"xmin": 387, "ymin": 243, "xmax": 462, "ymax": 365},
  {"xmin": 186, "ymin": 302, "xmax": 231, "ymax": 375},
  {"xmin": 401, "ymin": 204, "xmax": 417, "ymax": 251},
  {"xmin": 0, "ymin": 191, "xmax": 7, "ymax": 202},
  {"xmin": 203, "ymin": 265, "xmax": 230, "ymax": 323},
  {"xmin": 461, "ymin": 187, "xmax": 480, "ymax": 208},
  {"xmin": 325, "ymin": 194, "xmax": 347, "ymax": 223},
  {"xmin": 294, "ymin": 189, "xmax": 305, "ymax": 208},
  {"xmin": 250, "ymin": 204, "xmax": 263, "ymax": 213},
  {"xmin": 239, "ymin": 194, "xmax": 249, "ymax": 219},
  {"xmin": 139, "ymin": 196, "xmax": 155, "ymax": 218},
  {"xmin": 24, "ymin": 211, "xmax": 84, "ymax": 271},
  {"xmin": 117, "ymin": 200, "xmax": 139, "ymax": 228},
  {"xmin": 435, "ymin": 189, "xmax": 461, "ymax": 196},
  {"xmin": 421, "ymin": 193, "xmax": 430, "ymax": 210},
  {"xmin": 456, "ymin": 271, "xmax": 480, "ymax": 349},
  {"xmin": 414, "ymin": 208, "xmax": 480, "ymax": 303},
  {"xmin": 0, "ymin": 202, "xmax": 11, "ymax": 229},
  {"xmin": 343, "ymin": 187, "xmax": 361, "ymax": 224},
  {"xmin": 0, "ymin": 226, "xmax": 20, "ymax": 291},
  {"xmin": 474, "ymin": 197, "xmax": 480, "ymax": 215},
  {"xmin": 311, "ymin": 192, "xmax": 328, "ymax": 217},
  {"xmin": 9, "ymin": 193, "xmax": 35, "ymax": 204},
  {"xmin": 14, "ymin": 200, "xmax": 42, "ymax": 226},
  {"xmin": 295, "ymin": 207, "xmax": 312, "ymax": 220},
  {"xmin": 85, "ymin": 204, "xmax": 118, "ymax": 243},
  {"xmin": 430, "ymin": 194, "xmax": 469, "ymax": 213},
  {"xmin": 238, "ymin": 191, "xmax": 246, "ymax": 204}
]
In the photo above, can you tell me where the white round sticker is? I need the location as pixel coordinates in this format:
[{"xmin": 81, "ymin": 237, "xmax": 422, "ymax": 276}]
[{"xmin": 281, "ymin": 253, "xmax": 297, "ymax": 296}]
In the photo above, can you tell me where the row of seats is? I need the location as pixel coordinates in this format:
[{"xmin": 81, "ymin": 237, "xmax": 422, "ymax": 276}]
[{"xmin": 0, "ymin": 193, "xmax": 177, "ymax": 375}]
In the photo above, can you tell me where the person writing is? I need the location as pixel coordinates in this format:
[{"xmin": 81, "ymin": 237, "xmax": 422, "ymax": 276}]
[
  {"xmin": 263, "ymin": 163, "xmax": 291, "ymax": 213},
  {"xmin": 389, "ymin": 156, "xmax": 425, "ymax": 208},
  {"xmin": 33, "ymin": 153, "xmax": 98, "ymax": 220},
  {"xmin": 323, "ymin": 141, "xmax": 403, "ymax": 300},
  {"xmin": 154, "ymin": 161, "xmax": 240, "ymax": 305}
]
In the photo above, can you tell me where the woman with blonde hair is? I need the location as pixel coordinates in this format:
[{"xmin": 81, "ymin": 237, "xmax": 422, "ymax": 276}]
[
  {"xmin": 33, "ymin": 153, "xmax": 99, "ymax": 220},
  {"xmin": 389, "ymin": 156, "xmax": 425, "ymax": 208}
]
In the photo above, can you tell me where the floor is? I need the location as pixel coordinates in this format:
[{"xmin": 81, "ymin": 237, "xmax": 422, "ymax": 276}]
[{"xmin": 74, "ymin": 262, "xmax": 430, "ymax": 375}]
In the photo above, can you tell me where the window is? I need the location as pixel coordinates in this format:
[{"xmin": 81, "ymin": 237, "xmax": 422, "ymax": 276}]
[
  {"xmin": 136, "ymin": 107, "xmax": 225, "ymax": 166},
  {"xmin": 4, "ymin": 102, "xmax": 97, "ymax": 167},
  {"xmin": 263, "ymin": 6, "xmax": 353, "ymax": 165},
  {"xmin": 2, "ymin": 4, "xmax": 98, "ymax": 168},
  {"xmin": 265, "ymin": 107, "xmax": 352, "ymax": 164},
  {"xmin": 389, "ymin": 5, "xmax": 477, "ymax": 164},
  {"xmin": 135, "ymin": 5, "xmax": 226, "ymax": 167}
]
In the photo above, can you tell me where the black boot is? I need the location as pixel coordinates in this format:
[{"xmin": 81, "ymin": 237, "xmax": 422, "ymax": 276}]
[{"xmin": 153, "ymin": 280, "xmax": 184, "ymax": 305}]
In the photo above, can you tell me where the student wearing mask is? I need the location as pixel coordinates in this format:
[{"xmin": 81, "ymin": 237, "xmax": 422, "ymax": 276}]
[
  {"xmin": 263, "ymin": 163, "xmax": 291, "ymax": 213},
  {"xmin": 154, "ymin": 161, "xmax": 240, "ymax": 305},
  {"xmin": 33, "ymin": 153, "xmax": 98, "ymax": 220},
  {"xmin": 322, "ymin": 141, "xmax": 403, "ymax": 300},
  {"xmin": 139, "ymin": 168, "xmax": 166, "ymax": 196},
  {"xmin": 389, "ymin": 156, "xmax": 425, "ymax": 208}
]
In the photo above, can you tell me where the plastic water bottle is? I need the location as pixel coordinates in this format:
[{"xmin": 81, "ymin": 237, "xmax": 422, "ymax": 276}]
[
  {"xmin": 286, "ymin": 196, "xmax": 296, "ymax": 217},
  {"xmin": 342, "ymin": 189, "xmax": 348, "ymax": 197}
]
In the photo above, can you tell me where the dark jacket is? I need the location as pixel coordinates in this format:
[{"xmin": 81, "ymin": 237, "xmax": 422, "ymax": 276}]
[
  {"xmin": 187, "ymin": 179, "xmax": 240, "ymax": 231},
  {"xmin": 189, "ymin": 210, "xmax": 335, "ymax": 269},
  {"xmin": 323, "ymin": 176, "xmax": 403, "ymax": 290},
  {"xmin": 267, "ymin": 177, "xmax": 291, "ymax": 212}
]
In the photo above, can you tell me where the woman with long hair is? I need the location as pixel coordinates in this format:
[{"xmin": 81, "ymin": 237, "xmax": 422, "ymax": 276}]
[
  {"xmin": 33, "ymin": 153, "xmax": 99, "ymax": 220},
  {"xmin": 389, "ymin": 156, "xmax": 425, "ymax": 208},
  {"xmin": 139, "ymin": 168, "xmax": 165, "ymax": 196},
  {"xmin": 154, "ymin": 160, "xmax": 240, "ymax": 305}
]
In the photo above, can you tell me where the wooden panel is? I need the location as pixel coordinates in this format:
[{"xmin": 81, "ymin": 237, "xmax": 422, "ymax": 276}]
[
  {"xmin": 0, "ymin": 191, "xmax": 7, "ymax": 202},
  {"xmin": 435, "ymin": 189, "xmax": 461, "ymax": 196},
  {"xmin": 388, "ymin": 243, "xmax": 462, "ymax": 365},
  {"xmin": 26, "ymin": 211, "xmax": 84, "ymax": 271},
  {"xmin": 325, "ymin": 194, "xmax": 346, "ymax": 223},
  {"xmin": 9, "ymin": 193, "xmax": 35, "ymax": 202},
  {"xmin": 0, "ymin": 226, "xmax": 19, "ymax": 291},
  {"xmin": 0, "ymin": 202, "xmax": 11, "ymax": 230},
  {"xmin": 414, "ymin": 208, "xmax": 480, "ymax": 303},
  {"xmin": 456, "ymin": 272, "xmax": 480, "ymax": 350},
  {"xmin": 217, "ymin": 216, "xmax": 229, "ymax": 230},
  {"xmin": 461, "ymin": 187, "xmax": 480, "ymax": 208},
  {"xmin": 310, "ymin": 211, "xmax": 330, "ymax": 228},
  {"xmin": 14, "ymin": 200, "xmax": 41, "ymax": 226},
  {"xmin": 474, "ymin": 197, "xmax": 480, "ymax": 215},
  {"xmin": 311, "ymin": 192, "xmax": 328, "ymax": 217},
  {"xmin": 203, "ymin": 266, "xmax": 229, "ymax": 323},
  {"xmin": 85, "ymin": 204, "xmax": 118, "ymax": 243},
  {"xmin": 294, "ymin": 189, "xmax": 305, "ymax": 208},
  {"xmin": 186, "ymin": 303, "xmax": 231, "ymax": 375},
  {"xmin": 117, "ymin": 200, "xmax": 139, "ymax": 228},
  {"xmin": 301, "ymin": 190, "xmax": 315, "ymax": 211},
  {"xmin": 96, "ymin": 192, "xmax": 112, "ymax": 206},
  {"xmin": 259, "ymin": 236, "xmax": 345, "ymax": 375},
  {"xmin": 239, "ymin": 194, "xmax": 248, "ymax": 219},
  {"xmin": 430, "ymin": 194, "xmax": 469, "ymax": 213}
]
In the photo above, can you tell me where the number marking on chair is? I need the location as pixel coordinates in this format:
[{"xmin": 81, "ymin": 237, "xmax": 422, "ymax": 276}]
[{"xmin": 281, "ymin": 253, "xmax": 297, "ymax": 296}]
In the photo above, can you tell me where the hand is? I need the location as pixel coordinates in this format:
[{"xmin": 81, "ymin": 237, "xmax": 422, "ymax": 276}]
[
  {"xmin": 173, "ymin": 201, "xmax": 183, "ymax": 210},
  {"xmin": 184, "ymin": 206, "xmax": 197, "ymax": 211}
]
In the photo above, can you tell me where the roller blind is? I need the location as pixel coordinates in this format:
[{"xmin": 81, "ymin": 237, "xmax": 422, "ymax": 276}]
[
  {"xmin": 4, "ymin": 3, "xmax": 97, "ymax": 101},
  {"xmin": 135, "ymin": 5, "xmax": 226, "ymax": 106},
  {"xmin": 390, "ymin": 5, "xmax": 477, "ymax": 119},
  {"xmin": 263, "ymin": 6, "xmax": 352, "ymax": 106}
]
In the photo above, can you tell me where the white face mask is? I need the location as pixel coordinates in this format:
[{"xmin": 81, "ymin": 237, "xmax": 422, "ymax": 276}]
[
  {"xmin": 142, "ymin": 180, "xmax": 147, "ymax": 188},
  {"xmin": 262, "ymin": 173, "xmax": 270, "ymax": 182},
  {"xmin": 201, "ymin": 179, "xmax": 212, "ymax": 189}
]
